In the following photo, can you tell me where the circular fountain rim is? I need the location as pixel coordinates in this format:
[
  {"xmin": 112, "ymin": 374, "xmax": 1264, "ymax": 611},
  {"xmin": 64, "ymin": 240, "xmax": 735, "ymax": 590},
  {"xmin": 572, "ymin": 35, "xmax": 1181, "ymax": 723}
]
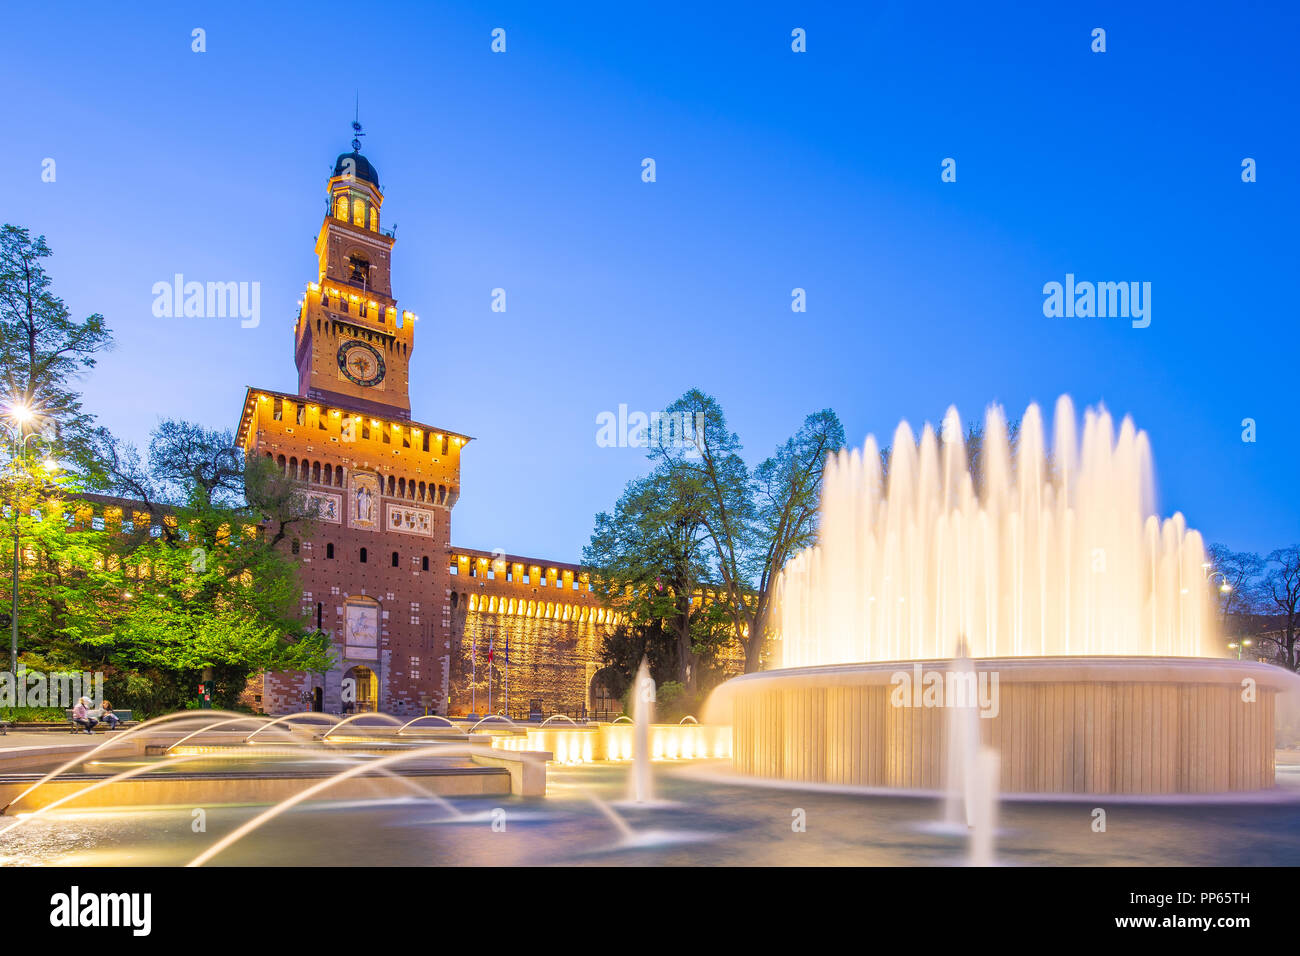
[{"xmin": 717, "ymin": 655, "xmax": 1295, "ymax": 691}]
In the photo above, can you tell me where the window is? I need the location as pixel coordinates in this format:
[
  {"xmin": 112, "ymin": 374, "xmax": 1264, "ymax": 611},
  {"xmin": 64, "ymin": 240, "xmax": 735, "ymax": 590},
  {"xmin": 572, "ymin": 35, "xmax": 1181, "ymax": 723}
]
[
  {"xmin": 360, "ymin": 548, "xmax": 368, "ymax": 563},
  {"xmin": 391, "ymin": 551, "xmax": 399, "ymax": 567},
  {"xmin": 325, "ymin": 543, "xmax": 335, "ymax": 558},
  {"xmin": 369, "ymin": 207, "xmax": 379, "ymax": 231},
  {"xmin": 449, "ymin": 562, "xmax": 458, "ymax": 575},
  {"xmin": 353, "ymin": 199, "xmax": 365, "ymax": 227},
  {"xmin": 336, "ymin": 196, "xmax": 348, "ymax": 221},
  {"xmin": 421, "ymin": 556, "xmax": 429, "ymax": 571},
  {"xmin": 291, "ymin": 539, "xmax": 300, "ymax": 555},
  {"xmin": 316, "ymin": 602, "xmax": 322, "ymax": 629}
]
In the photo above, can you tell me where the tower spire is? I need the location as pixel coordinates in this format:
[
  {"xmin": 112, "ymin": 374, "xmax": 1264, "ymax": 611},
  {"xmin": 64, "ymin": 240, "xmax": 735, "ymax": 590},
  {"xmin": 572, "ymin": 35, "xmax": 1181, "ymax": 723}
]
[{"xmin": 351, "ymin": 93, "xmax": 365, "ymax": 153}]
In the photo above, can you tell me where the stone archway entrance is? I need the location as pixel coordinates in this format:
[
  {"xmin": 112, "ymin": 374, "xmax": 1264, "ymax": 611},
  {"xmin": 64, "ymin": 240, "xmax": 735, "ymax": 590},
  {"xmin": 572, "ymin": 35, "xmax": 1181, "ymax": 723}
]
[
  {"xmin": 343, "ymin": 665, "xmax": 379, "ymax": 713},
  {"xmin": 590, "ymin": 667, "xmax": 622, "ymax": 720}
]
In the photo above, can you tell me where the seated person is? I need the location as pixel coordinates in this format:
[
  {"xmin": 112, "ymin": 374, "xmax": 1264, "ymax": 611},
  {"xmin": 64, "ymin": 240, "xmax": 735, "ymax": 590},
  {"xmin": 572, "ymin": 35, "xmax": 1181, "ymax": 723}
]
[
  {"xmin": 71, "ymin": 697, "xmax": 98, "ymax": 734},
  {"xmin": 99, "ymin": 700, "xmax": 120, "ymax": 730}
]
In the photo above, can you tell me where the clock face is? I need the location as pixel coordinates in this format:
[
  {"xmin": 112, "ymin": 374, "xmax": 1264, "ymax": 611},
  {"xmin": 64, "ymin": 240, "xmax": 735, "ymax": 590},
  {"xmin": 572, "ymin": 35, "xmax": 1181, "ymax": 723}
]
[{"xmin": 337, "ymin": 340, "xmax": 386, "ymax": 387}]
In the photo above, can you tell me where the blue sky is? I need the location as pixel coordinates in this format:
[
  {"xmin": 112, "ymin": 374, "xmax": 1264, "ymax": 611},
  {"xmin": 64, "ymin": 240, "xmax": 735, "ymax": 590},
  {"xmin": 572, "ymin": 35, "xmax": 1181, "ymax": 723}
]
[{"xmin": 3, "ymin": 0, "xmax": 1296, "ymax": 558}]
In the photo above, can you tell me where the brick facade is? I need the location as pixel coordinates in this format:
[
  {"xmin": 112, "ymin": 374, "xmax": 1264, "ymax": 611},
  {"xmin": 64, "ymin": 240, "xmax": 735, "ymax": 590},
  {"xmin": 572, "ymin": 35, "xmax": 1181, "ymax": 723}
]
[{"xmin": 235, "ymin": 143, "xmax": 621, "ymax": 718}]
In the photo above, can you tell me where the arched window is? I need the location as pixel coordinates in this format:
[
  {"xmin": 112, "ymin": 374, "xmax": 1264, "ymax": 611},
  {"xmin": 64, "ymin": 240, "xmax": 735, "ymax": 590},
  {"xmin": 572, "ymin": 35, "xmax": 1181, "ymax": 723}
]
[
  {"xmin": 353, "ymin": 199, "xmax": 365, "ymax": 227},
  {"xmin": 391, "ymin": 551, "xmax": 399, "ymax": 567},
  {"xmin": 369, "ymin": 207, "xmax": 379, "ymax": 231},
  {"xmin": 326, "ymin": 543, "xmax": 335, "ymax": 559},
  {"xmin": 360, "ymin": 547, "xmax": 368, "ymax": 563},
  {"xmin": 421, "ymin": 555, "xmax": 429, "ymax": 571},
  {"xmin": 336, "ymin": 196, "xmax": 349, "ymax": 221}
]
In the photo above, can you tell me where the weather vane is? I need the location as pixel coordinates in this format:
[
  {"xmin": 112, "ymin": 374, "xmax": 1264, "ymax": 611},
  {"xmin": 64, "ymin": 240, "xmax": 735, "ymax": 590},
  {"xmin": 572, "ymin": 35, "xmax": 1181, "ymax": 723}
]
[{"xmin": 351, "ymin": 93, "xmax": 364, "ymax": 153}]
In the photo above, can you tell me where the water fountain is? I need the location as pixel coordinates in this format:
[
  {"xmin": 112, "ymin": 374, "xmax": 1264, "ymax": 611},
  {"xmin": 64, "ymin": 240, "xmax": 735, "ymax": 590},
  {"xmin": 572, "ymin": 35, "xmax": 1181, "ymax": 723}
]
[
  {"xmin": 942, "ymin": 648, "xmax": 980, "ymax": 829},
  {"xmin": 708, "ymin": 396, "xmax": 1292, "ymax": 795},
  {"xmin": 632, "ymin": 658, "xmax": 654, "ymax": 803}
]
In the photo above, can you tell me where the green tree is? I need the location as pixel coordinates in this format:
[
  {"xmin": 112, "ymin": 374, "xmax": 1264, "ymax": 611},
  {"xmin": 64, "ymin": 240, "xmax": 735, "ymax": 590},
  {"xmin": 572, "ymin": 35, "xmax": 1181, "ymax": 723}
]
[
  {"xmin": 585, "ymin": 461, "xmax": 717, "ymax": 690},
  {"xmin": 0, "ymin": 225, "xmax": 112, "ymax": 476},
  {"xmin": 651, "ymin": 390, "xmax": 844, "ymax": 673},
  {"xmin": 4, "ymin": 423, "xmax": 332, "ymax": 715},
  {"xmin": 589, "ymin": 389, "xmax": 844, "ymax": 677}
]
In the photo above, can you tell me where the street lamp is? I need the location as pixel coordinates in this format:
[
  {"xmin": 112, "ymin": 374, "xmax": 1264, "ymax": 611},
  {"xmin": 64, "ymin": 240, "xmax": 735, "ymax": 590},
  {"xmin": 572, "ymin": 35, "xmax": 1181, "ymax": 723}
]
[
  {"xmin": 3, "ymin": 401, "xmax": 50, "ymax": 675},
  {"xmin": 1227, "ymin": 638, "xmax": 1254, "ymax": 661}
]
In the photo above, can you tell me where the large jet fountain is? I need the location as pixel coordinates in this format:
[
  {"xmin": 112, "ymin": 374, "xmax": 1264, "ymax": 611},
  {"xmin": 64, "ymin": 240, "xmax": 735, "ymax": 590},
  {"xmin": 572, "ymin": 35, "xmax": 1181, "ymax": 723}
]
[{"xmin": 711, "ymin": 396, "xmax": 1289, "ymax": 795}]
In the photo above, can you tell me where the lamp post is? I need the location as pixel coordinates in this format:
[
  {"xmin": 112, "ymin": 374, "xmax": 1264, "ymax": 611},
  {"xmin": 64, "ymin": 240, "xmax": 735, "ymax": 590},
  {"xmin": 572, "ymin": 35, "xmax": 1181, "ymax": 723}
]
[
  {"xmin": 3, "ymin": 403, "xmax": 52, "ymax": 676},
  {"xmin": 4, "ymin": 403, "xmax": 34, "ymax": 675},
  {"xmin": 1227, "ymin": 638, "xmax": 1254, "ymax": 661}
]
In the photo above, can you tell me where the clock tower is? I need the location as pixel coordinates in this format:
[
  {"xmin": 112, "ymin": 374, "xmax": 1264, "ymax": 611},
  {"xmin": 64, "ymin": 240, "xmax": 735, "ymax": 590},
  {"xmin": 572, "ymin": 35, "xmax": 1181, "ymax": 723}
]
[{"xmin": 295, "ymin": 126, "xmax": 415, "ymax": 419}]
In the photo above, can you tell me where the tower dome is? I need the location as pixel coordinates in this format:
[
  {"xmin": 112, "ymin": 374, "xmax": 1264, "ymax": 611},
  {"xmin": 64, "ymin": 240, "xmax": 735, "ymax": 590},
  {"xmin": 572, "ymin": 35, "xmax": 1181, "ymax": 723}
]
[{"xmin": 333, "ymin": 150, "xmax": 380, "ymax": 189}]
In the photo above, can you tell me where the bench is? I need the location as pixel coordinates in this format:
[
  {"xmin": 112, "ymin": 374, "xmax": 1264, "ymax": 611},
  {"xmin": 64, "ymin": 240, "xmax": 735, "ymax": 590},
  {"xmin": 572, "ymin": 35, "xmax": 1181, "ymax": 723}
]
[{"xmin": 65, "ymin": 709, "xmax": 133, "ymax": 733}]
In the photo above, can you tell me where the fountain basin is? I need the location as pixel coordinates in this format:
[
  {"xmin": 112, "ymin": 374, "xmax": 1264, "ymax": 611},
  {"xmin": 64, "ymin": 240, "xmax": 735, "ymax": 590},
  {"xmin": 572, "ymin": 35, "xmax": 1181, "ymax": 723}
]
[
  {"xmin": 709, "ymin": 657, "xmax": 1289, "ymax": 795},
  {"xmin": 0, "ymin": 763, "xmax": 512, "ymax": 812},
  {"xmin": 490, "ymin": 723, "xmax": 732, "ymax": 764}
]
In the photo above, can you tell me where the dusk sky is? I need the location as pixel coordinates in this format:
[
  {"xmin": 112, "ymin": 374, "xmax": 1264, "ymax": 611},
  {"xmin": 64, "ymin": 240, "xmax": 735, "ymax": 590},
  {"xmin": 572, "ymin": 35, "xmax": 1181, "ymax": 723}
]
[{"xmin": 4, "ymin": 0, "xmax": 1296, "ymax": 559}]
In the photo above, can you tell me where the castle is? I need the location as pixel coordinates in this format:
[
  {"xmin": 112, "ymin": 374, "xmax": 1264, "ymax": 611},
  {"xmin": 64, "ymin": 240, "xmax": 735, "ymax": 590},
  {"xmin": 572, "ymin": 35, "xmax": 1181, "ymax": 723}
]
[{"xmin": 235, "ymin": 136, "xmax": 621, "ymax": 718}]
